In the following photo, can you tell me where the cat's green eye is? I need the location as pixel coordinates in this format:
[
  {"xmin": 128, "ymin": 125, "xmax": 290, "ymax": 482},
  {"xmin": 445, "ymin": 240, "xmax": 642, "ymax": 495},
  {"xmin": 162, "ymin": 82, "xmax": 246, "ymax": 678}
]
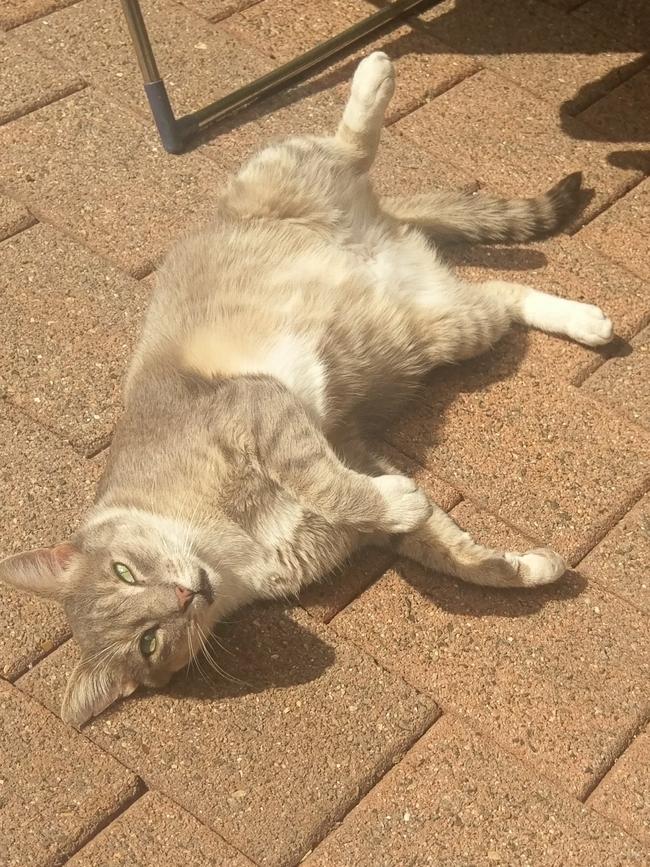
[
  {"xmin": 140, "ymin": 629, "xmax": 158, "ymax": 657},
  {"xmin": 113, "ymin": 562, "xmax": 136, "ymax": 584}
]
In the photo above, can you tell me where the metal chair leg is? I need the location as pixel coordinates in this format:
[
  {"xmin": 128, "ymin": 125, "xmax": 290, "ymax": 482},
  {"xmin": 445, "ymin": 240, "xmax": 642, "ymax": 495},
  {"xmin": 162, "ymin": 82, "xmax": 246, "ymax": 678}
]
[{"xmin": 120, "ymin": 0, "xmax": 441, "ymax": 154}]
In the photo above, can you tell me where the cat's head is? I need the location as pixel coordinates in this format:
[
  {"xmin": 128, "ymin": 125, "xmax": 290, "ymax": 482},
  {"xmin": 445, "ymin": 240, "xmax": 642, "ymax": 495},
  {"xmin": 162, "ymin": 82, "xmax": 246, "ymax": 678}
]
[{"xmin": 0, "ymin": 507, "xmax": 249, "ymax": 727}]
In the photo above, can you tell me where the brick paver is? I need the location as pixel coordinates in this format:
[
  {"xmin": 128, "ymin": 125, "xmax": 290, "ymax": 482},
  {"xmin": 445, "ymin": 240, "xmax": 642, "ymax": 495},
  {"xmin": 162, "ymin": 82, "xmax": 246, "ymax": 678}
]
[
  {"xmin": 573, "ymin": 0, "xmax": 650, "ymax": 52},
  {"xmin": 224, "ymin": 0, "xmax": 479, "ymax": 124},
  {"xmin": 1, "ymin": 680, "xmax": 142, "ymax": 867},
  {"xmin": 0, "ymin": 32, "xmax": 83, "ymax": 125},
  {"xmin": 579, "ymin": 493, "xmax": 650, "ymax": 615},
  {"xmin": 579, "ymin": 66, "xmax": 650, "ymax": 144},
  {"xmin": 224, "ymin": 0, "xmax": 383, "ymax": 62},
  {"xmin": 308, "ymin": 717, "xmax": 648, "ymax": 865},
  {"xmin": 333, "ymin": 501, "xmax": 650, "ymax": 799},
  {"xmin": 372, "ymin": 126, "xmax": 479, "ymax": 196},
  {"xmin": 0, "ymin": 225, "xmax": 149, "ymax": 454},
  {"xmin": 0, "ymin": 404, "xmax": 101, "ymax": 681},
  {"xmin": 388, "ymin": 371, "xmax": 650, "ymax": 564},
  {"xmin": 0, "ymin": 89, "xmax": 227, "ymax": 277},
  {"xmin": 68, "ymin": 792, "xmax": 256, "ymax": 866},
  {"xmin": 180, "ymin": 0, "xmax": 265, "ymax": 23},
  {"xmin": 19, "ymin": 607, "xmax": 438, "ymax": 866},
  {"xmin": 420, "ymin": 0, "xmax": 643, "ymax": 114},
  {"xmin": 582, "ymin": 324, "xmax": 650, "ymax": 430},
  {"xmin": 0, "ymin": 0, "xmax": 76, "ymax": 29},
  {"xmin": 17, "ymin": 0, "xmax": 271, "ymax": 118},
  {"xmin": 0, "ymin": 193, "xmax": 34, "ymax": 241},
  {"xmin": 543, "ymin": 0, "xmax": 591, "ymax": 10},
  {"xmin": 391, "ymin": 68, "xmax": 645, "ymax": 226},
  {"xmin": 588, "ymin": 726, "xmax": 650, "ymax": 848},
  {"xmin": 301, "ymin": 546, "xmax": 398, "ymax": 624},
  {"xmin": 2, "ymin": 1, "xmax": 649, "ymax": 863},
  {"xmin": 579, "ymin": 178, "xmax": 650, "ymax": 282}
]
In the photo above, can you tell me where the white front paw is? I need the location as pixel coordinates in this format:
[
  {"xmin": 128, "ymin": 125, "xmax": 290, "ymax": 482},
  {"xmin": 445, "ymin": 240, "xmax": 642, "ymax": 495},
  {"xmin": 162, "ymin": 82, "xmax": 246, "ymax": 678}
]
[
  {"xmin": 373, "ymin": 474, "xmax": 432, "ymax": 534},
  {"xmin": 507, "ymin": 547, "xmax": 567, "ymax": 587},
  {"xmin": 565, "ymin": 301, "xmax": 614, "ymax": 346}
]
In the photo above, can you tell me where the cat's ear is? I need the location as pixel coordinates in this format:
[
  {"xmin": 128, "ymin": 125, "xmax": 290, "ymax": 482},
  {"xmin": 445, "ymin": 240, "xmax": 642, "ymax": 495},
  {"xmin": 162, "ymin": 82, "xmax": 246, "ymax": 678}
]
[
  {"xmin": 0, "ymin": 543, "xmax": 80, "ymax": 600},
  {"xmin": 61, "ymin": 659, "xmax": 138, "ymax": 728}
]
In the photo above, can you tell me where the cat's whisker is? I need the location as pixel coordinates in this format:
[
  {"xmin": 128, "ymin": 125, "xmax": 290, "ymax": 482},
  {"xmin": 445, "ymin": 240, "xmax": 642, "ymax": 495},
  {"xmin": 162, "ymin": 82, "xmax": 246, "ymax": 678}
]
[
  {"xmin": 185, "ymin": 623, "xmax": 197, "ymax": 679},
  {"xmin": 82, "ymin": 637, "xmax": 125, "ymax": 669},
  {"xmin": 202, "ymin": 627, "xmax": 235, "ymax": 658},
  {"xmin": 87, "ymin": 643, "xmax": 124, "ymax": 684},
  {"xmin": 195, "ymin": 621, "xmax": 249, "ymax": 688}
]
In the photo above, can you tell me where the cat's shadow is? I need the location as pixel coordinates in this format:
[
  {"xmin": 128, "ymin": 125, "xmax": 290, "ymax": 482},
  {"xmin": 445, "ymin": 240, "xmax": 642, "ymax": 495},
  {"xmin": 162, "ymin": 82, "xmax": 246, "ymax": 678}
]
[
  {"xmin": 164, "ymin": 562, "xmax": 588, "ymax": 704},
  {"xmin": 164, "ymin": 605, "xmax": 337, "ymax": 702},
  {"xmin": 394, "ymin": 558, "xmax": 588, "ymax": 620}
]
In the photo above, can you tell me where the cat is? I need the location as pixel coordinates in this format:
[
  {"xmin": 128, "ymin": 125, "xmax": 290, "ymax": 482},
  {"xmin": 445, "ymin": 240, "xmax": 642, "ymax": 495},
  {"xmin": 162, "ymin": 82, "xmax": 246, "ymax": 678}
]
[{"xmin": 0, "ymin": 53, "xmax": 614, "ymax": 728}]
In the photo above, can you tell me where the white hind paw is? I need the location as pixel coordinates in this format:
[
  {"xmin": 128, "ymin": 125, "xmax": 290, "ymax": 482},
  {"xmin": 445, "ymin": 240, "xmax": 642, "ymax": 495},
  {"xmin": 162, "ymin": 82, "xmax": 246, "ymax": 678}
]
[
  {"xmin": 507, "ymin": 548, "xmax": 567, "ymax": 587},
  {"xmin": 373, "ymin": 474, "xmax": 432, "ymax": 534},
  {"xmin": 351, "ymin": 51, "xmax": 395, "ymax": 112},
  {"xmin": 564, "ymin": 300, "xmax": 614, "ymax": 347}
]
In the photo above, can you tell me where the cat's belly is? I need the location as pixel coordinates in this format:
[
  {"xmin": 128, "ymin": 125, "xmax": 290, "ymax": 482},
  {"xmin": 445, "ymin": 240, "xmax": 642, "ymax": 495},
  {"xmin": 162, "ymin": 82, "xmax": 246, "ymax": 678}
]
[
  {"xmin": 181, "ymin": 327, "xmax": 327, "ymax": 420},
  {"xmin": 365, "ymin": 234, "xmax": 458, "ymax": 308}
]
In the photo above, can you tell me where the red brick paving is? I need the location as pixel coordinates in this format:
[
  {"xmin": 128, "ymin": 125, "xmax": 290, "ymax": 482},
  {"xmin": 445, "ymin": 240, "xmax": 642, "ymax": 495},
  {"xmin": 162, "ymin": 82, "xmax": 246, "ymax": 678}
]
[
  {"xmin": 332, "ymin": 501, "xmax": 650, "ymax": 800},
  {"xmin": 1, "ymin": 680, "xmax": 142, "ymax": 867},
  {"xmin": 588, "ymin": 724, "xmax": 650, "ymax": 848},
  {"xmin": 579, "ymin": 177, "xmax": 650, "ymax": 283},
  {"xmin": 390, "ymin": 68, "xmax": 646, "ymax": 226},
  {"xmin": 0, "ymin": 193, "xmax": 34, "ymax": 241},
  {"xmin": 582, "ymin": 323, "xmax": 650, "ymax": 430},
  {"xmin": 572, "ymin": 0, "xmax": 650, "ymax": 52},
  {"xmin": 66, "ymin": 792, "xmax": 257, "ymax": 866},
  {"xmin": 0, "ymin": 0, "xmax": 77, "ymax": 30},
  {"xmin": 0, "ymin": 225, "xmax": 149, "ymax": 454},
  {"xmin": 579, "ymin": 492, "xmax": 650, "ymax": 614},
  {"xmin": 388, "ymin": 372, "xmax": 650, "ymax": 564},
  {"xmin": 0, "ymin": 404, "xmax": 102, "ymax": 680},
  {"xmin": 19, "ymin": 608, "xmax": 438, "ymax": 866},
  {"xmin": 307, "ymin": 716, "xmax": 649, "ymax": 865},
  {"xmin": 16, "ymin": 0, "xmax": 272, "ymax": 118},
  {"xmin": 419, "ymin": 0, "xmax": 643, "ymax": 115},
  {"xmin": 1, "ymin": 0, "xmax": 649, "ymax": 863},
  {"xmin": 0, "ymin": 31, "xmax": 83, "ymax": 125}
]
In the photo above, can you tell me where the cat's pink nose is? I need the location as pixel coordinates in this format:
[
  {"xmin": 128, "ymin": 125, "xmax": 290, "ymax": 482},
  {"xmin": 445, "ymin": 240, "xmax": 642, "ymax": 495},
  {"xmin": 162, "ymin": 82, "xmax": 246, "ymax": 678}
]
[{"xmin": 175, "ymin": 585, "xmax": 195, "ymax": 611}]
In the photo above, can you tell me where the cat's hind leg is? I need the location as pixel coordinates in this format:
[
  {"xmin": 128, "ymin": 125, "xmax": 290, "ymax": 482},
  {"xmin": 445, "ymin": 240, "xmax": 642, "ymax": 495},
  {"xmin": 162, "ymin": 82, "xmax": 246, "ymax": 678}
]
[
  {"xmin": 336, "ymin": 51, "xmax": 395, "ymax": 168},
  {"xmin": 480, "ymin": 280, "xmax": 614, "ymax": 347},
  {"xmin": 415, "ymin": 276, "xmax": 614, "ymax": 366}
]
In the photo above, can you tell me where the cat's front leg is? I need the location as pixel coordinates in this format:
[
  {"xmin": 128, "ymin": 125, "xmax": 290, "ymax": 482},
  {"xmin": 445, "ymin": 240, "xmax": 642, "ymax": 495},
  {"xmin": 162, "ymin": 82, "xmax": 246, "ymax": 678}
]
[
  {"xmin": 255, "ymin": 383, "xmax": 431, "ymax": 536},
  {"xmin": 291, "ymin": 457, "xmax": 431, "ymax": 536}
]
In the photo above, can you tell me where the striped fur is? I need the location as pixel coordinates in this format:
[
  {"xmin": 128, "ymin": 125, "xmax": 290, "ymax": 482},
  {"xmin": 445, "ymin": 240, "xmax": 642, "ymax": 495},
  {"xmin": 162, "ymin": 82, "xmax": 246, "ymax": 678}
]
[{"xmin": 381, "ymin": 172, "xmax": 583, "ymax": 244}]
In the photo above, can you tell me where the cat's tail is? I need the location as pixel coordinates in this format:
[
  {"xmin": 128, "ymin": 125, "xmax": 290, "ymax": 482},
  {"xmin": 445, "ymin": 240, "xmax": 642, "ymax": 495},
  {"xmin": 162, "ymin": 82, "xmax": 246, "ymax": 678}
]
[{"xmin": 380, "ymin": 172, "xmax": 584, "ymax": 245}]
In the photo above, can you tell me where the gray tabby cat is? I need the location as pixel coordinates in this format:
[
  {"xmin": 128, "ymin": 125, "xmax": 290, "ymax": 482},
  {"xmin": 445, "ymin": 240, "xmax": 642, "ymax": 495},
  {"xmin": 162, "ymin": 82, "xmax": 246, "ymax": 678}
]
[{"xmin": 1, "ymin": 53, "xmax": 613, "ymax": 727}]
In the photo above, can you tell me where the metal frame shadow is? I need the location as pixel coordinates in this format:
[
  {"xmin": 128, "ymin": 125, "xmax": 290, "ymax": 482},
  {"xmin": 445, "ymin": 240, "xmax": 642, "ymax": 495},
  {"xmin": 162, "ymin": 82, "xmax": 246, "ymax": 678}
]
[{"xmin": 120, "ymin": 0, "xmax": 440, "ymax": 153}]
